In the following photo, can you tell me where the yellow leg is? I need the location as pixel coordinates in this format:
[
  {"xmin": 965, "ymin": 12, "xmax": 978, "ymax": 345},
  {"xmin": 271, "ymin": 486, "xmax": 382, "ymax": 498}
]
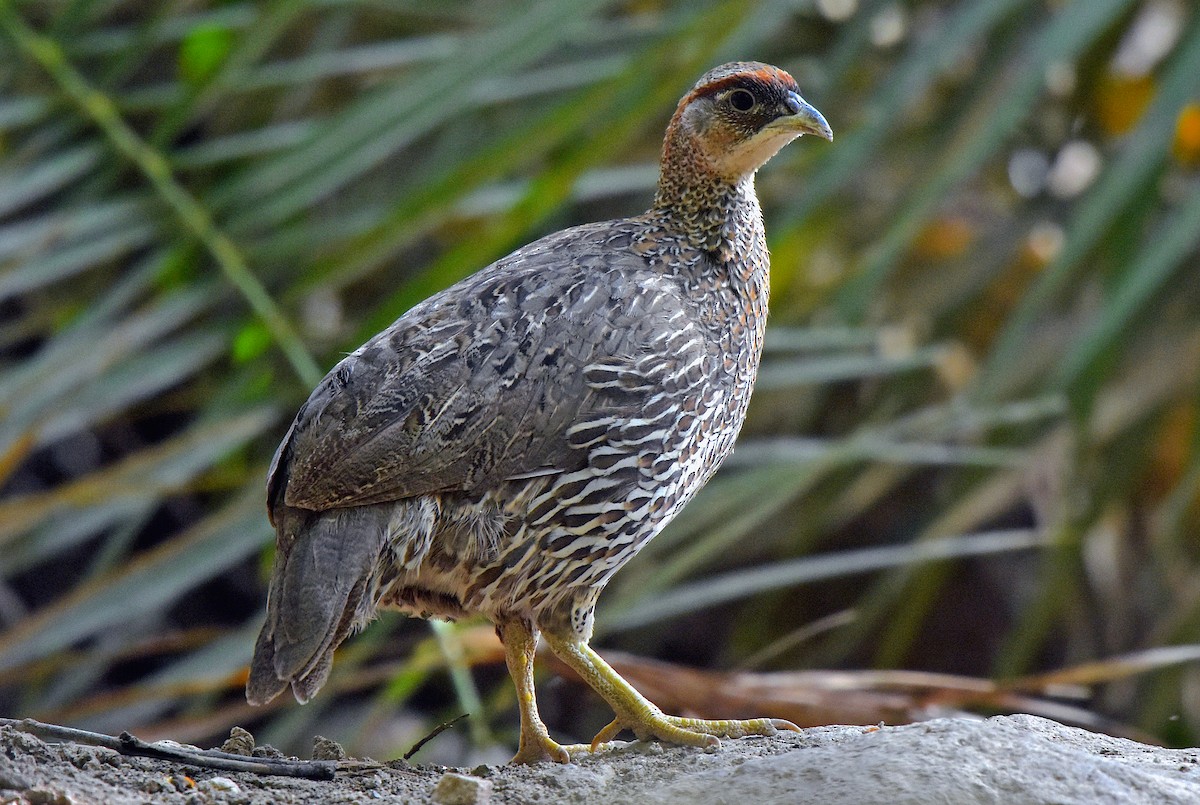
[
  {"xmin": 543, "ymin": 633, "xmax": 800, "ymax": 750},
  {"xmin": 497, "ymin": 620, "xmax": 593, "ymax": 764}
]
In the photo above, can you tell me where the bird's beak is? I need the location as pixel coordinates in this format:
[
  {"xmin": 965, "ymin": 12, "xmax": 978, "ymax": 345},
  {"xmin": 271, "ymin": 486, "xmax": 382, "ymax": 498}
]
[{"xmin": 768, "ymin": 92, "xmax": 833, "ymax": 142}]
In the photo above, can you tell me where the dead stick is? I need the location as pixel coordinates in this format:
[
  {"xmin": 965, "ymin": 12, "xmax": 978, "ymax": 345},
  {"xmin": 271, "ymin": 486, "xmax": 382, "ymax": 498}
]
[
  {"xmin": 404, "ymin": 713, "xmax": 468, "ymax": 760},
  {"xmin": 0, "ymin": 718, "xmax": 336, "ymax": 780}
]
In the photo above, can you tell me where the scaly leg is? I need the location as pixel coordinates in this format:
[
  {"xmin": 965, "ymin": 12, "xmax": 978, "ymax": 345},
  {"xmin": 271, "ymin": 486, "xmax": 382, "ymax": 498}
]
[
  {"xmin": 497, "ymin": 619, "xmax": 592, "ymax": 764},
  {"xmin": 543, "ymin": 632, "xmax": 799, "ymax": 750}
]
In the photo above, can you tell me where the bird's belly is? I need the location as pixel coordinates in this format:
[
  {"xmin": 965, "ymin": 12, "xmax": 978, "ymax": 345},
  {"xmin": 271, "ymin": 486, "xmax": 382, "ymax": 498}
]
[{"xmin": 373, "ymin": 392, "xmax": 746, "ymax": 629}]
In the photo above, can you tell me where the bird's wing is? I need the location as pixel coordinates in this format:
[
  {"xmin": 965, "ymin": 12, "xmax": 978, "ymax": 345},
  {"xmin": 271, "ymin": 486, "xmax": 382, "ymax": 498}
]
[{"xmin": 272, "ymin": 223, "xmax": 714, "ymax": 515}]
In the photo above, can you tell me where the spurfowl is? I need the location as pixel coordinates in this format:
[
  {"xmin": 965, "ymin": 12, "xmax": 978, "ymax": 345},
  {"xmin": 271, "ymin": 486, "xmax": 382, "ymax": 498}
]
[{"xmin": 247, "ymin": 61, "xmax": 832, "ymax": 763}]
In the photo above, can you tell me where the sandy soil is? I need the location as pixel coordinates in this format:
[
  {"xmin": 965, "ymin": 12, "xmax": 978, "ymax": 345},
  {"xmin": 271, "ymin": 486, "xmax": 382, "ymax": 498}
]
[
  {"xmin": 0, "ymin": 722, "xmax": 813, "ymax": 804},
  {"xmin": 14, "ymin": 714, "xmax": 1196, "ymax": 804}
]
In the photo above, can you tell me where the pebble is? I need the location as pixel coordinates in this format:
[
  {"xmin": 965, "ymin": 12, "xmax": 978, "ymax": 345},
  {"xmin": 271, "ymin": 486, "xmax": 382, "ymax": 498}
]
[
  {"xmin": 220, "ymin": 726, "xmax": 255, "ymax": 756},
  {"xmin": 251, "ymin": 744, "xmax": 285, "ymax": 759},
  {"xmin": 431, "ymin": 772, "xmax": 493, "ymax": 805},
  {"xmin": 23, "ymin": 789, "xmax": 75, "ymax": 805},
  {"xmin": 204, "ymin": 776, "xmax": 240, "ymax": 793},
  {"xmin": 312, "ymin": 735, "xmax": 347, "ymax": 761}
]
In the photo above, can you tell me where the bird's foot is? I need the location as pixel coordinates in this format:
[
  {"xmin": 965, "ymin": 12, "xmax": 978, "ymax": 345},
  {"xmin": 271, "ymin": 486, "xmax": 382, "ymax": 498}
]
[
  {"xmin": 589, "ymin": 712, "xmax": 800, "ymax": 751},
  {"xmin": 543, "ymin": 633, "xmax": 801, "ymax": 755},
  {"xmin": 509, "ymin": 722, "xmax": 598, "ymax": 765},
  {"xmin": 510, "ymin": 738, "xmax": 600, "ymax": 765}
]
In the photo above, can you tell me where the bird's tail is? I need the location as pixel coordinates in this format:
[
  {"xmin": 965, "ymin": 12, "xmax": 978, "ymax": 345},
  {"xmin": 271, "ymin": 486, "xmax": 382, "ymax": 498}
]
[{"xmin": 246, "ymin": 505, "xmax": 387, "ymax": 706}]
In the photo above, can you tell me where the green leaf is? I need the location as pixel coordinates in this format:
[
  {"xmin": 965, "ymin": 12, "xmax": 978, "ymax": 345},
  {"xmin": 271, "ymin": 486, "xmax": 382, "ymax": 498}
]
[
  {"xmin": 177, "ymin": 24, "xmax": 235, "ymax": 87},
  {"xmin": 604, "ymin": 529, "xmax": 1046, "ymax": 633},
  {"xmin": 232, "ymin": 319, "xmax": 273, "ymax": 364},
  {"xmin": 0, "ymin": 488, "xmax": 271, "ymax": 675}
]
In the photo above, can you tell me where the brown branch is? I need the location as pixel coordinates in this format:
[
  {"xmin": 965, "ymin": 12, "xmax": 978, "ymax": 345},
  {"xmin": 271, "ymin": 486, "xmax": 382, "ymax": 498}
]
[
  {"xmin": 0, "ymin": 718, "xmax": 337, "ymax": 780},
  {"xmin": 403, "ymin": 713, "xmax": 469, "ymax": 761}
]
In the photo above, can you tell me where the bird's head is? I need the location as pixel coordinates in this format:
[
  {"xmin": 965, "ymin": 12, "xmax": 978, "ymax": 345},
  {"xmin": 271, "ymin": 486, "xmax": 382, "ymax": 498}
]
[{"xmin": 664, "ymin": 61, "xmax": 832, "ymax": 185}]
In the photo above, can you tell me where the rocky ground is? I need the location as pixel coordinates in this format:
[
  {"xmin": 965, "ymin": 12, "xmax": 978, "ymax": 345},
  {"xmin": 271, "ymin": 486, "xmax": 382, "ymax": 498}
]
[{"xmin": 3, "ymin": 715, "xmax": 1200, "ymax": 804}]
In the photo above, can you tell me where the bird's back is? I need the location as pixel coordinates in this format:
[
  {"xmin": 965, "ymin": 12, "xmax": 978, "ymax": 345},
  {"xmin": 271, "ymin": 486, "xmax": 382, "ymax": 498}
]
[{"xmin": 272, "ymin": 208, "xmax": 768, "ymax": 527}]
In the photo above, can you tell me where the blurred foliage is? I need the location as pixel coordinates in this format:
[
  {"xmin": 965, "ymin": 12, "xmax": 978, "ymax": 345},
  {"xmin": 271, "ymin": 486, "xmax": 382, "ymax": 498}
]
[{"xmin": 1, "ymin": 0, "xmax": 1200, "ymax": 763}]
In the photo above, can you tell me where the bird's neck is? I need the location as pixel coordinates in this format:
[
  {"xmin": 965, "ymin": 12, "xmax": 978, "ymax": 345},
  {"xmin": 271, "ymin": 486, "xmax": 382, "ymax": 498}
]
[{"xmin": 650, "ymin": 130, "xmax": 764, "ymax": 257}]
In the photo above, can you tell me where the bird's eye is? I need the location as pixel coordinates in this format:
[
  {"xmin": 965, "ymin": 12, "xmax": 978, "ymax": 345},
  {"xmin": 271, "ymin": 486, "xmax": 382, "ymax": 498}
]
[{"xmin": 728, "ymin": 89, "xmax": 756, "ymax": 112}]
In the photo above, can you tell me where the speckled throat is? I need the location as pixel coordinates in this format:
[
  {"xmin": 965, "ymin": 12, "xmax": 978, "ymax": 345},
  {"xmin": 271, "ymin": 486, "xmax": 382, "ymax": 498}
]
[{"xmin": 653, "ymin": 120, "xmax": 769, "ymax": 260}]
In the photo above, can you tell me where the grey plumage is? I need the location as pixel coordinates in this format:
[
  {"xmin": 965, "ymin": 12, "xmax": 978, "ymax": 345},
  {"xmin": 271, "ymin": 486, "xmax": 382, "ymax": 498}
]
[
  {"xmin": 247, "ymin": 61, "xmax": 831, "ymax": 763},
  {"xmin": 249, "ymin": 213, "xmax": 762, "ymax": 699}
]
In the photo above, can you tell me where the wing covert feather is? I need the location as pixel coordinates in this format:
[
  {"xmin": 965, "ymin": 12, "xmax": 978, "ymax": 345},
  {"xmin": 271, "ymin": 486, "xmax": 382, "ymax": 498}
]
[{"xmin": 274, "ymin": 222, "xmax": 712, "ymax": 514}]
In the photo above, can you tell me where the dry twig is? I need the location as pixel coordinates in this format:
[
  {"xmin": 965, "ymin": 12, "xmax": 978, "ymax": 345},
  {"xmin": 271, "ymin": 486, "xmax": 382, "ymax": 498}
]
[
  {"xmin": 403, "ymin": 713, "xmax": 469, "ymax": 761},
  {"xmin": 0, "ymin": 718, "xmax": 337, "ymax": 780}
]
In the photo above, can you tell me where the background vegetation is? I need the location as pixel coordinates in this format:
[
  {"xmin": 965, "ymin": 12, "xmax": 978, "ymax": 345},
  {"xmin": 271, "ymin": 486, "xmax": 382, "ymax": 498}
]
[{"xmin": 2, "ymin": 0, "xmax": 1199, "ymax": 763}]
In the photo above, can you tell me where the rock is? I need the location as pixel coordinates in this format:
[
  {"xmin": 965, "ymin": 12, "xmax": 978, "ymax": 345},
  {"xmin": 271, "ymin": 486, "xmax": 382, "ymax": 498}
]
[
  {"xmin": 629, "ymin": 715, "xmax": 1200, "ymax": 805},
  {"xmin": 249, "ymin": 743, "xmax": 285, "ymax": 759},
  {"xmin": 1, "ymin": 715, "xmax": 1198, "ymax": 803},
  {"xmin": 23, "ymin": 789, "xmax": 76, "ymax": 805},
  {"xmin": 220, "ymin": 726, "xmax": 255, "ymax": 756},
  {"xmin": 200, "ymin": 776, "xmax": 240, "ymax": 793},
  {"xmin": 312, "ymin": 734, "xmax": 347, "ymax": 761},
  {"xmin": 0, "ymin": 766, "xmax": 32, "ymax": 790},
  {"xmin": 431, "ymin": 772, "xmax": 493, "ymax": 805}
]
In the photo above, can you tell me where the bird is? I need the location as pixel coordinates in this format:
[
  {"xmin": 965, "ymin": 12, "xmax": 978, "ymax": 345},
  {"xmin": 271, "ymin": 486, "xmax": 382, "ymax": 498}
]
[{"xmin": 246, "ymin": 60, "xmax": 832, "ymax": 764}]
